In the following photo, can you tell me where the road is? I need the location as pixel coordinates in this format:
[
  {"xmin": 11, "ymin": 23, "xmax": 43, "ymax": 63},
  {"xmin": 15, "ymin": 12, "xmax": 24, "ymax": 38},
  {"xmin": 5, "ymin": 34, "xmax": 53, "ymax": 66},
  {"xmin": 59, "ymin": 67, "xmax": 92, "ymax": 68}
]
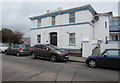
[{"xmin": 1, "ymin": 53, "xmax": 119, "ymax": 82}]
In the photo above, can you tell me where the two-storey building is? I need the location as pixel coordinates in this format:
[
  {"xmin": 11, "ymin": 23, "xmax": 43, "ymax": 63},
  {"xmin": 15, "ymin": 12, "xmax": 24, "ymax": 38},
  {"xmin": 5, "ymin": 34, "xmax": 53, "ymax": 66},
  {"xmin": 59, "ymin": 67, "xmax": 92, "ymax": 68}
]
[{"xmin": 29, "ymin": 4, "xmax": 110, "ymax": 51}]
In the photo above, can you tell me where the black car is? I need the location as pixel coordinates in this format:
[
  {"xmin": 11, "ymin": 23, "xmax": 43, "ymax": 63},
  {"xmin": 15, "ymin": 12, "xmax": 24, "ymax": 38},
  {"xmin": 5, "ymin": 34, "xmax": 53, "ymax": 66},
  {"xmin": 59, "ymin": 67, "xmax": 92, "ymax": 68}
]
[
  {"xmin": 30, "ymin": 44, "xmax": 69, "ymax": 62},
  {"xmin": 86, "ymin": 49, "xmax": 120, "ymax": 69},
  {"xmin": 5, "ymin": 44, "xmax": 30, "ymax": 56}
]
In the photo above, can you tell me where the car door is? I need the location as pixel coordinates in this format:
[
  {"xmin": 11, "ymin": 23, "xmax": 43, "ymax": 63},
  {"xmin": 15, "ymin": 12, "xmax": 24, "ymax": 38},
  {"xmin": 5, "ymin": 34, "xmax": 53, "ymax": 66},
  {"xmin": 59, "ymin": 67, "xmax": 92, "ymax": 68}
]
[
  {"xmin": 97, "ymin": 49, "xmax": 118, "ymax": 68},
  {"xmin": 37, "ymin": 45, "xmax": 51, "ymax": 57},
  {"xmin": 7, "ymin": 45, "xmax": 16, "ymax": 54}
]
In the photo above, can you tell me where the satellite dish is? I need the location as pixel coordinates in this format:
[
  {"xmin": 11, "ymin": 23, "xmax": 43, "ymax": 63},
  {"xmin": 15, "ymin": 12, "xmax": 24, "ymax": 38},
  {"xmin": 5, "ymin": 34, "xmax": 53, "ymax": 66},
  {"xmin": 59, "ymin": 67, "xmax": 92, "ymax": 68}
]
[{"xmin": 94, "ymin": 16, "xmax": 99, "ymax": 21}]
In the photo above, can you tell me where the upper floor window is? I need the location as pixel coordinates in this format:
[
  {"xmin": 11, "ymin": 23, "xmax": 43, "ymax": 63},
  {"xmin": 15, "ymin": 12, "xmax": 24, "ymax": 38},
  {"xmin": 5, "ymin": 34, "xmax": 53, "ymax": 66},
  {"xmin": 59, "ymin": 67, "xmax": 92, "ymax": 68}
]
[
  {"xmin": 37, "ymin": 35, "xmax": 41, "ymax": 43},
  {"xmin": 37, "ymin": 19, "xmax": 41, "ymax": 27},
  {"xmin": 69, "ymin": 33, "xmax": 76, "ymax": 45},
  {"xmin": 52, "ymin": 16, "xmax": 55, "ymax": 25},
  {"xmin": 105, "ymin": 22, "xmax": 107, "ymax": 28},
  {"xmin": 69, "ymin": 12, "xmax": 75, "ymax": 23}
]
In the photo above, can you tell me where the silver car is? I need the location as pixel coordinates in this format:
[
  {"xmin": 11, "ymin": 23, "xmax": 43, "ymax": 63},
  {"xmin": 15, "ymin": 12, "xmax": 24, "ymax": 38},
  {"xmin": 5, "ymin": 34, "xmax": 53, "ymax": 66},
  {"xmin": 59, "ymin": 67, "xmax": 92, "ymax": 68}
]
[
  {"xmin": 5, "ymin": 44, "xmax": 30, "ymax": 56},
  {"xmin": 0, "ymin": 43, "xmax": 8, "ymax": 53}
]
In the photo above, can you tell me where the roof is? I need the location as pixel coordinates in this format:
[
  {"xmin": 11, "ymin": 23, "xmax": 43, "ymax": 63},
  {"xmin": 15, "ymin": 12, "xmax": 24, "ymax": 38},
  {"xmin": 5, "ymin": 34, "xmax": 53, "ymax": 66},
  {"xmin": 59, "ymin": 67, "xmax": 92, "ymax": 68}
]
[
  {"xmin": 29, "ymin": 4, "xmax": 97, "ymax": 20},
  {"xmin": 96, "ymin": 12, "xmax": 113, "ymax": 16}
]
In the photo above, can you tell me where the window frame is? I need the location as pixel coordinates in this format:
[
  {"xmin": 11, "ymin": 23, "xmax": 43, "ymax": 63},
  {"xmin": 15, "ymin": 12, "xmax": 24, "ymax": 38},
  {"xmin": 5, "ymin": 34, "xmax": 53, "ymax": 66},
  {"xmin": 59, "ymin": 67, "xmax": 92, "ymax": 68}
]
[
  {"xmin": 69, "ymin": 33, "xmax": 76, "ymax": 45},
  {"xmin": 52, "ymin": 16, "xmax": 55, "ymax": 25},
  {"xmin": 37, "ymin": 19, "xmax": 41, "ymax": 27},
  {"xmin": 69, "ymin": 12, "xmax": 75, "ymax": 23},
  {"xmin": 37, "ymin": 35, "xmax": 41, "ymax": 43}
]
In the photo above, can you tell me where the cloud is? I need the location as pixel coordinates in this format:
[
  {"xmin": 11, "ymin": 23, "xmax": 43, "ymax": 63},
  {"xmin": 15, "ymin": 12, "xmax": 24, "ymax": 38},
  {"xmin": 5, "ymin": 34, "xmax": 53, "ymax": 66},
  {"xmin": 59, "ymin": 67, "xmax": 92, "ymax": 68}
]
[{"xmin": 2, "ymin": 2, "xmax": 118, "ymax": 37}]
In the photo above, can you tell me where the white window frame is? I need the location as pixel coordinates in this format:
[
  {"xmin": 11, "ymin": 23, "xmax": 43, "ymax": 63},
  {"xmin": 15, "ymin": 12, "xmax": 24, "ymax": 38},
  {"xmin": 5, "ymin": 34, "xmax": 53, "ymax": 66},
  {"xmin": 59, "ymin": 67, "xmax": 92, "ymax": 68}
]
[
  {"xmin": 37, "ymin": 19, "xmax": 41, "ymax": 27},
  {"xmin": 69, "ymin": 33, "xmax": 76, "ymax": 45},
  {"xmin": 52, "ymin": 16, "xmax": 55, "ymax": 25},
  {"xmin": 69, "ymin": 12, "xmax": 75, "ymax": 23},
  {"xmin": 37, "ymin": 35, "xmax": 41, "ymax": 43}
]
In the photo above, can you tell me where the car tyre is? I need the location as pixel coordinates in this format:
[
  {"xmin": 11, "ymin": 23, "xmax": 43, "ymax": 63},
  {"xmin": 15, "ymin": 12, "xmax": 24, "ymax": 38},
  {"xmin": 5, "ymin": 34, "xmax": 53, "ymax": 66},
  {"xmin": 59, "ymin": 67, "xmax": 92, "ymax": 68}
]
[
  {"xmin": 16, "ymin": 52, "xmax": 20, "ymax": 57},
  {"xmin": 5, "ymin": 51, "xmax": 8, "ymax": 55},
  {"xmin": 31, "ymin": 53, "xmax": 36, "ymax": 59},
  {"xmin": 50, "ymin": 55, "xmax": 57, "ymax": 62},
  {"xmin": 88, "ymin": 59, "xmax": 97, "ymax": 68}
]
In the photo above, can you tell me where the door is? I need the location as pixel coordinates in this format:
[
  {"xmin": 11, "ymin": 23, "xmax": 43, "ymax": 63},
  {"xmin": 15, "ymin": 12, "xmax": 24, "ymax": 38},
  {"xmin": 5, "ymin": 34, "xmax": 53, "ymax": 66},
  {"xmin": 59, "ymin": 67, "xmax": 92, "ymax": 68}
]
[
  {"xmin": 98, "ymin": 49, "xmax": 118, "ymax": 68},
  {"xmin": 50, "ymin": 32, "xmax": 57, "ymax": 46},
  {"xmin": 34, "ymin": 45, "xmax": 51, "ymax": 57},
  {"xmin": 8, "ymin": 45, "xmax": 17, "ymax": 54}
]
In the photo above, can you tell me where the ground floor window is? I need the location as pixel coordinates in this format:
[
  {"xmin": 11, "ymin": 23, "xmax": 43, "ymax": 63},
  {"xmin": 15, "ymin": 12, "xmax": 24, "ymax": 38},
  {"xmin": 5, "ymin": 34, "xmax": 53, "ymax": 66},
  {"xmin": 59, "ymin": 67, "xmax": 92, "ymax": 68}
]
[
  {"xmin": 69, "ymin": 33, "xmax": 76, "ymax": 45},
  {"xmin": 111, "ymin": 35, "xmax": 120, "ymax": 41},
  {"xmin": 37, "ymin": 35, "xmax": 41, "ymax": 43}
]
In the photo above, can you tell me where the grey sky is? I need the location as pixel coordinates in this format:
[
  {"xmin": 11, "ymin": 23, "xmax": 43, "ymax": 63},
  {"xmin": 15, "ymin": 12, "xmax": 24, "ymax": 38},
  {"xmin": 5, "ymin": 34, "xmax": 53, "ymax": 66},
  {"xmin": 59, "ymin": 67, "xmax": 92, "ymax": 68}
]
[{"xmin": 1, "ymin": 2, "xmax": 119, "ymax": 37}]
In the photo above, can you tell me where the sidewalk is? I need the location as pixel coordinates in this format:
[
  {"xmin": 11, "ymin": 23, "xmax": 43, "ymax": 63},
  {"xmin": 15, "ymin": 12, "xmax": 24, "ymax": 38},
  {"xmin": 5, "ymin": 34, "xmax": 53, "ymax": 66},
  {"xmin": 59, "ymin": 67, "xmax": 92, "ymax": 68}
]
[{"xmin": 69, "ymin": 56, "xmax": 86, "ymax": 63}]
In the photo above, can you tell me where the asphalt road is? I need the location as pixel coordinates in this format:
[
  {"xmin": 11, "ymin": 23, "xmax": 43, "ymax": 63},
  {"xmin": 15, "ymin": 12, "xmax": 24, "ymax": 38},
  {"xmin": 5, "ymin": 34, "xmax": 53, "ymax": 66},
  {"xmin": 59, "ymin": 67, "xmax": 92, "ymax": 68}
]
[{"xmin": 1, "ymin": 53, "xmax": 119, "ymax": 82}]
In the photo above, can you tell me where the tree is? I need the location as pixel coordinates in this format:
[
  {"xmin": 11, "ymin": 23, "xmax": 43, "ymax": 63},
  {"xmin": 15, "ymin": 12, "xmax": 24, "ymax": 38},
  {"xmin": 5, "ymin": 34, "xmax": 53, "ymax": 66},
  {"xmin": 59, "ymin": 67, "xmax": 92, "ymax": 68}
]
[
  {"xmin": 13, "ymin": 31, "xmax": 24, "ymax": 44},
  {"xmin": 2, "ymin": 28, "xmax": 14, "ymax": 45},
  {"xmin": 2, "ymin": 28, "xmax": 24, "ymax": 45}
]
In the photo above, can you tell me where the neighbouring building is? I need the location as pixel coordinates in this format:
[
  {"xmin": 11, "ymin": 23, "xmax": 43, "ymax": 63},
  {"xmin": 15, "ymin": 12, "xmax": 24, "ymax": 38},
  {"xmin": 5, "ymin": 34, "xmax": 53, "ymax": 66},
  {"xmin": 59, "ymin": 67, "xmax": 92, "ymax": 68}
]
[
  {"xmin": 109, "ymin": 16, "xmax": 120, "ymax": 44},
  {"xmin": 29, "ymin": 4, "xmax": 110, "ymax": 51}
]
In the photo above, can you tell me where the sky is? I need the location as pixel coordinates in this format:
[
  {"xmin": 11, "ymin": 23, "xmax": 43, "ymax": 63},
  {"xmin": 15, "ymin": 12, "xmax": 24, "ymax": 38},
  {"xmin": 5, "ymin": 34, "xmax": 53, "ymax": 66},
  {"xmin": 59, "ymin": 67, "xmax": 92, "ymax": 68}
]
[{"xmin": 1, "ymin": 1, "xmax": 119, "ymax": 37}]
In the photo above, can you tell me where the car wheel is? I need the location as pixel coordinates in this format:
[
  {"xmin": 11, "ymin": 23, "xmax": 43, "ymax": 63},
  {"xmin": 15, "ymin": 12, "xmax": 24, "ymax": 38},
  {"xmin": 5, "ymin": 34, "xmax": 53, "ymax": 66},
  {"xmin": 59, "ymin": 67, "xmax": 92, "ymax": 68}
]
[
  {"xmin": 50, "ymin": 55, "xmax": 57, "ymax": 62},
  {"xmin": 5, "ymin": 51, "xmax": 8, "ymax": 55},
  {"xmin": 31, "ymin": 53, "xmax": 36, "ymax": 59},
  {"xmin": 88, "ymin": 59, "xmax": 97, "ymax": 68},
  {"xmin": 16, "ymin": 52, "xmax": 20, "ymax": 57}
]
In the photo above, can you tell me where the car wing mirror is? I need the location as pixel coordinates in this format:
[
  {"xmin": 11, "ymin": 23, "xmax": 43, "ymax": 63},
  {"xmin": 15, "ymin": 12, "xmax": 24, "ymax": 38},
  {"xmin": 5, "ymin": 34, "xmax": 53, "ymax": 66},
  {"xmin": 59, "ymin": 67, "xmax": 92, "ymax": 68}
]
[
  {"xmin": 47, "ymin": 48, "xmax": 51, "ymax": 51},
  {"xmin": 104, "ymin": 54, "xmax": 107, "ymax": 57}
]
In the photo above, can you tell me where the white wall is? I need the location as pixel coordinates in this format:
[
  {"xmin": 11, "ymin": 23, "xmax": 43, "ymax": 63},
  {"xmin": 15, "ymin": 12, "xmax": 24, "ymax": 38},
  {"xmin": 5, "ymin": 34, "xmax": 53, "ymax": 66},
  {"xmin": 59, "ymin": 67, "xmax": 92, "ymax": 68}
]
[
  {"xmin": 76, "ymin": 10, "xmax": 93, "ymax": 23},
  {"xmin": 82, "ymin": 43, "xmax": 119, "ymax": 58},
  {"xmin": 31, "ymin": 10, "xmax": 93, "ymax": 28},
  {"xmin": 94, "ymin": 16, "xmax": 110, "ymax": 42},
  {"xmin": 31, "ymin": 24, "xmax": 93, "ymax": 49},
  {"xmin": 82, "ymin": 43, "xmax": 96, "ymax": 57},
  {"xmin": 100, "ymin": 44, "xmax": 119, "ymax": 53},
  {"xmin": 31, "ymin": 20, "xmax": 37, "ymax": 28}
]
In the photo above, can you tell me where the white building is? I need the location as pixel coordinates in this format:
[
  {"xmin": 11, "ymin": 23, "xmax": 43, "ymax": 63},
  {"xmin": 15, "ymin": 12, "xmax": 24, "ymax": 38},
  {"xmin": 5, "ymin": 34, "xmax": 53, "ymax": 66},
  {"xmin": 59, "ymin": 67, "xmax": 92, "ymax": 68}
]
[{"xmin": 29, "ymin": 4, "xmax": 110, "ymax": 51}]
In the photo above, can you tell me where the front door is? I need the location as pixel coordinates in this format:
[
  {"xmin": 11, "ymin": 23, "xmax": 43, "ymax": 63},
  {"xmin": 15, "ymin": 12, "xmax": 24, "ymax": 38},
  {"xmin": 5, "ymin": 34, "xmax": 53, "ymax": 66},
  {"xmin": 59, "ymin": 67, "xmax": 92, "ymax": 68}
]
[{"xmin": 50, "ymin": 32, "xmax": 57, "ymax": 46}]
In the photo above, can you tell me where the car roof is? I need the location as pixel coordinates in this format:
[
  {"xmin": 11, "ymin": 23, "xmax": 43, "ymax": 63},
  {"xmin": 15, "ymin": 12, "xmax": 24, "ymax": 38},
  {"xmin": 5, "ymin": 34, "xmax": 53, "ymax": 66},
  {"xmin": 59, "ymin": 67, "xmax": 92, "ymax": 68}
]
[{"xmin": 105, "ymin": 49, "xmax": 120, "ymax": 50}]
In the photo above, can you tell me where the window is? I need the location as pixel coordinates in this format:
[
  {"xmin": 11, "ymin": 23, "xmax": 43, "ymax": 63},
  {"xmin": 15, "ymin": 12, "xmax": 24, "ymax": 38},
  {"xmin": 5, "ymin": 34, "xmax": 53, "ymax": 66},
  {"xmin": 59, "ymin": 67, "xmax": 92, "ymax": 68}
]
[
  {"xmin": 37, "ymin": 35, "xmax": 41, "ymax": 43},
  {"xmin": 105, "ymin": 22, "xmax": 107, "ymax": 28},
  {"xmin": 69, "ymin": 12, "xmax": 75, "ymax": 23},
  {"xmin": 52, "ymin": 16, "xmax": 55, "ymax": 25},
  {"xmin": 37, "ymin": 19, "xmax": 41, "ymax": 27},
  {"xmin": 69, "ymin": 33, "xmax": 75, "ymax": 45},
  {"xmin": 111, "ymin": 35, "xmax": 118, "ymax": 41}
]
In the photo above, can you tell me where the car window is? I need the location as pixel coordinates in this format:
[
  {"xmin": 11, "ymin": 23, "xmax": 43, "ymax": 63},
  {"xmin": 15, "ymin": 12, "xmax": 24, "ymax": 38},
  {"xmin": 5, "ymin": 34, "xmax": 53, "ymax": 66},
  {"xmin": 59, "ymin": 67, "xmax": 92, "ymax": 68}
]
[
  {"xmin": 47, "ymin": 44, "xmax": 60, "ymax": 50},
  {"xmin": 35, "ymin": 45, "xmax": 47, "ymax": 49},
  {"xmin": 0, "ymin": 43, "xmax": 7, "ymax": 47},
  {"xmin": 103, "ymin": 50, "xmax": 119, "ymax": 56},
  {"xmin": 19, "ymin": 45, "xmax": 25, "ymax": 48}
]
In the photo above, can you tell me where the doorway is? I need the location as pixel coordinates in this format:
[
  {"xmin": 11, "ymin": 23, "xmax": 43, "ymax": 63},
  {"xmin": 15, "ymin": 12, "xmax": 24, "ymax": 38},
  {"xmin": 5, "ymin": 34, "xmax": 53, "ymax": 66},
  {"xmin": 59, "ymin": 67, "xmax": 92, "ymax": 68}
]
[{"xmin": 50, "ymin": 32, "xmax": 57, "ymax": 46}]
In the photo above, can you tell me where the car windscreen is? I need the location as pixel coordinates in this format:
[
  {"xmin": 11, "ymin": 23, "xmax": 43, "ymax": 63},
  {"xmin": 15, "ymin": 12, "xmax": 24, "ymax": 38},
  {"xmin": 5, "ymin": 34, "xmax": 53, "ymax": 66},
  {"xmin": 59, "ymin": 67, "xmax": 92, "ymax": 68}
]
[
  {"xmin": 46, "ymin": 44, "xmax": 60, "ymax": 50},
  {"xmin": 103, "ymin": 49, "xmax": 120, "ymax": 56}
]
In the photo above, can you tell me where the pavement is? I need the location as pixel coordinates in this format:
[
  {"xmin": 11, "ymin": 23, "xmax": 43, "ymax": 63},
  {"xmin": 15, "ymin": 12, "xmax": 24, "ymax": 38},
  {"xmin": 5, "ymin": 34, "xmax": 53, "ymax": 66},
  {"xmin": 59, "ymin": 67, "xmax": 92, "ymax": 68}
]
[{"xmin": 69, "ymin": 56, "xmax": 86, "ymax": 63}]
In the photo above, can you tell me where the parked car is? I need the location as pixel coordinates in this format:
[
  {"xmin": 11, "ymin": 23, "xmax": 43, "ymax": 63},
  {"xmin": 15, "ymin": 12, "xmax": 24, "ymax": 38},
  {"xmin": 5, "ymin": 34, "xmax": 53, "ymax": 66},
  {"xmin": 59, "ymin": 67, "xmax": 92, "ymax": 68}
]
[
  {"xmin": 0, "ymin": 43, "xmax": 8, "ymax": 53},
  {"xmin": 5, "ymin": 44, "xmax": 30, "ymax": 56},
  {"xmin": 30, "ymin": 44, "xmax": 69, "ymax": 62},
  {"xmin": 86, "ymin": 49, "xmax": 120, "ymax": 69}
]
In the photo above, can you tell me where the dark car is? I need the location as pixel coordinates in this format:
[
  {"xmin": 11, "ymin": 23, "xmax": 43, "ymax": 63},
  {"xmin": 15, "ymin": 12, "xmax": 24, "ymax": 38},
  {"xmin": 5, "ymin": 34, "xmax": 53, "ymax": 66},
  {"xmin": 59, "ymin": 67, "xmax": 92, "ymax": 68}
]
[
  {"xmin": 30, "ymin": 44, "xmax": 69, "ymax": 62},
  {"xmin": 5, "ymin": 44, "xmax": 30, "ymax": 56},
  {"xmin": 86, "ymin": 49, "xmax": 120, "ymax": 69}
]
